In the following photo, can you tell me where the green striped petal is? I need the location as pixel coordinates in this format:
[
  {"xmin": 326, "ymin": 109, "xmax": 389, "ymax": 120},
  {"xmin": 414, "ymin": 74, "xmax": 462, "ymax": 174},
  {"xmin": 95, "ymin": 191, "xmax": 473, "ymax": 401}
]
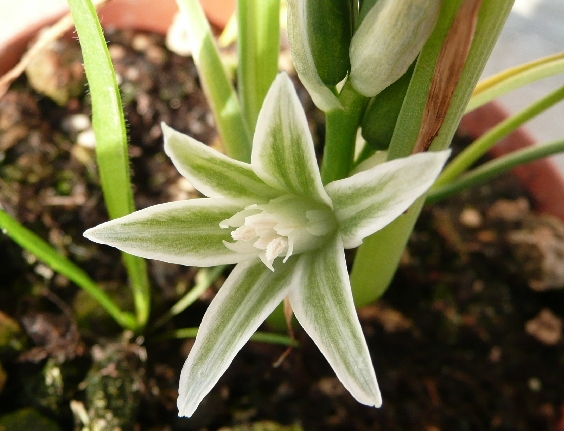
[
  {"xmin": 177, "ymin": 256, "xmax": 298, "ymax": 417},
  {"xmin": 252, "ymin": 73, "xmax": 332, "ymax": 206},
  {"xmin": 286, "ymin": 0, "xmax": 342, "ymax": 112},
  {"xmin": 326, "ymin": 150, "xmax": 450, "ymax": 248},
  {"xmin": 163, "ymin": 124, "xmax": 279, "ymax": 201},
  {"xmin": 288, "ymin": 234, "xmax": 382, "ymax": 407},
  {"xmin": 84, "ymin": 199, "xmax": 248, "ymax": 267}
]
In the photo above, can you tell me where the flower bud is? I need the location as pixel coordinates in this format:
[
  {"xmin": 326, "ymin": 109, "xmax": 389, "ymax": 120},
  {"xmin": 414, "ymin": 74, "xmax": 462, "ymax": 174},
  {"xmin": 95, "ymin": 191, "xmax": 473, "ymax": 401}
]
[
  {"xmin": 287, "ymin": 0, "xmax": 342, "ymax": 111},
  {"xmin": 350, "ymin": 0, "xmax": 441, "ymax": 97},
  {"xmin": 305, "ymin": 0, "xmax": 353, "ymax": 86}
]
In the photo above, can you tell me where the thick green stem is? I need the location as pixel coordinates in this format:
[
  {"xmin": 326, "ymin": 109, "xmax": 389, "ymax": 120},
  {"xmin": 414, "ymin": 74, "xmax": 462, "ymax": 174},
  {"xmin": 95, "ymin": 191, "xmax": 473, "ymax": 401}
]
[
  {"xmin": 237, "ymin": 0, "xmax": 280, "ymax": 133},
  {"xmin": 350, "ymin": 0, "xmax": 513, "ymax": 306},
  {"xmin": 435, "ymin": 85, "xmax": 564, "ymax": 187},
  {"xmin": 320, "ymin": 80, "xmax": 367, "ymax": 184},
  {"xmin": 428, "ymin": 138, "xmax": 564, "ymax": 202}
]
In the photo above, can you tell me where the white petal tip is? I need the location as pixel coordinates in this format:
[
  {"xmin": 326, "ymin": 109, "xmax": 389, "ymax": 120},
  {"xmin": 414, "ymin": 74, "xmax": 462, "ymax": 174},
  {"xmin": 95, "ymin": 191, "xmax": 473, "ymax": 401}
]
[
  {"xmin": 177, "ymin": 402, "xmax": 195, "ymax": 418},
  {"xmin": 83, "ymin": 227, "xmax": 103, "ymax": 244}
]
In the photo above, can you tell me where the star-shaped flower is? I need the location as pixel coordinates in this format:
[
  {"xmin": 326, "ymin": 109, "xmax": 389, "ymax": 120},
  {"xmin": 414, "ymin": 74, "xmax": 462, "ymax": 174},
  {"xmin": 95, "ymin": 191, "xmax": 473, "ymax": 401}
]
[{"xmin": 84, "ymin": 73, "xmax": 449, "ymax": 417}]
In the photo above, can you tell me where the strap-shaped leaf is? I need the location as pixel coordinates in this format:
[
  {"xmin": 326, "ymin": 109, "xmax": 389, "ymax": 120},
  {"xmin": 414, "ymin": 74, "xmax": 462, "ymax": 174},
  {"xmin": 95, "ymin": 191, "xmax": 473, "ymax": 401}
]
[
  {"xmin": 326, "ymin": 150, "xmax": 450, "ymax": 248},
  {"xmin": 286, "ymin": 0, "xmax": 342, "ymax": 112},
  {"xmin": 288, "ymin": 234, "xmax": 382, "ymax": 407},
  {"xmin": 178, "ymin": 257, "xmax": 298, "ymax": 417},
  {"xmin": 163, "ymin": 124, "xmax": 279, "ymax": 201},
  {"xmin": 252, "ymin": 73, "xmax": 332, "ymax": 206},
  {"xmin": 84, "ymin": 199, "xmax": 248, "ymax": 267}
]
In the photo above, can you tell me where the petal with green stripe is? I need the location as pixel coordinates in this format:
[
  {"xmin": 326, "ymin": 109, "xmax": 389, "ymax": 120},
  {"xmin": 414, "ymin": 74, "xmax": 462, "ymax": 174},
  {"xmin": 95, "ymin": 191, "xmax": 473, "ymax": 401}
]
[
  {"xmin": 84, "ymin": 198, "xmax": 248, "ymax": 267},
  {"xmin": 288, "ymin": 234, "xmax": 382, "ymax": 407},
  {"xmin": 252, "ymin": 73, "xmax": 332, "ymax": 206},
  {"xmin": 326, "ymin": 150, "xmax": 450, "ymax": 248},
  {"xmin": 177, "ymin": 256, "xmax": 298, "ymax": 417},
  {"xmin": 163, "ymin": 123, "xmax": 279, "ymax": 201}
]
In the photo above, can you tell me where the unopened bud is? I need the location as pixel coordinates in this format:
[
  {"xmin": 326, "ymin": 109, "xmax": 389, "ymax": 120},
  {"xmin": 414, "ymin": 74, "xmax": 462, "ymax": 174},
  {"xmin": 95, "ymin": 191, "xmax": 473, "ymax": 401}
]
[{"xmin": 350, "ymin": 0, "xmax": 441, "ymax": 97}]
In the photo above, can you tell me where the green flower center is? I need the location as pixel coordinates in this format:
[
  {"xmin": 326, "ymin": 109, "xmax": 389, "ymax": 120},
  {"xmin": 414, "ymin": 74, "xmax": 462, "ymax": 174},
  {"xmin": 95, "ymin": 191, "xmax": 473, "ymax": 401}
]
[{"xmin": 220, "ymin": 195, "xmax": 336, "ymax": 270}]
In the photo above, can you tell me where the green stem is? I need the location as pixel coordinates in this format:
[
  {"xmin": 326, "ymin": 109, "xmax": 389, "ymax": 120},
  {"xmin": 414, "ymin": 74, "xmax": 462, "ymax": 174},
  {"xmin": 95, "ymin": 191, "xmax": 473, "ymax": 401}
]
[
  {"xmin": 0, "ymin": 210, "xmax": 136, "ymax": 330},
  {"xmin": 152, "ymin": 265, "xmax": 226, "ymax": 330},
  {"xmin": 176, "ymin": 0, "xmax": 252, "ymax": 162},
  {"xmin": 427, "ymin": 138, "xmax": 564, "ymax": 203},
  {"xmin": 237, "ymin": 0, "xmax": 280, "ymax": 133},
  {"xmin": 152, "ymin": 327, "xmax": 298, "ymax": 347},
  {"xmin": 320, "ymin": 80, "xmax": 367, "ymax": 184},
  {"xmin": 350, "ymin": 198, "xmax": 425, "ymax": 306},
  {"xmin": 436, "ymin": 85, "xmax": 564, "ymax": 187},
  {"xmin": 67, "ymin": 0, "xmax": 150, "ymax": 329},
  {"xmin": 350, "ymin": 0, "xmax": 514, "ymax": 305}
]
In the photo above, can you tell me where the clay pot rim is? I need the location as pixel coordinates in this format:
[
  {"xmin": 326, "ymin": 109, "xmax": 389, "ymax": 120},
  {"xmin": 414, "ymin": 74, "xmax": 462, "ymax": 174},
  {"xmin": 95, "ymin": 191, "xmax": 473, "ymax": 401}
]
[
  {"xmin": 459, "ymin": 101, "xmax": 564, "ymax": 221},
  {"xmin": 0, "ymin": 0, "xmax": 235, "ymax": 75}
]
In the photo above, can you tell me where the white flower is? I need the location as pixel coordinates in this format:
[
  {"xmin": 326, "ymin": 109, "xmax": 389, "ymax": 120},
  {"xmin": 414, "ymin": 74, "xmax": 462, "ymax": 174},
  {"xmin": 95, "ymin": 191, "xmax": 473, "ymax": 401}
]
[{"xmin": 84, "ymin": 73, "xmax": 449, "ymax": 417}]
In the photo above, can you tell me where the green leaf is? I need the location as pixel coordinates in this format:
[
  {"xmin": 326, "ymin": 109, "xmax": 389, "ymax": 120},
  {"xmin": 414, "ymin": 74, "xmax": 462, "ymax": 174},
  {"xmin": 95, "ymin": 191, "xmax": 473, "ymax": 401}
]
[
  {"xmin": 326, "ymin": 150, "xmax": 450, "ymax": 248},
  {"xmin": 350, "ymin": 0, "xmax": 514, "ymax": 307},
  {"xmin": 467, "ymin": 51, "xmax": 564, "ymax": 112},
  {"xmin": 237, "ymin": 0, "xmax": 280, "ymax": 132},
  {"xmin": 289, "ymin": 234, "xmax": 381, "ymax": 407},
  {"xmin": 163, "ymin": 124, "xmax": 279, "ymax": 201},
  {"xmin": 286, "ymin": 0, "xmax": 342, "ymax": 111},
  {"xmin": 175, "ymin": 0, "xmax": 252, "ymax": 162},
  {"xmin": 252, "ymin": 73, "xmax": 332, "ymax": 206},
  {"xmin": 178, "ymin": 257, "xmax": 298, "ymax": 417},
  {"xmin": 84, "ymin": 199, "xmax": 248, "ymax": 267},
  {"xmin": 0, "ymin": 210, "xmax": 136, "ymax": 330},
  {"xmin": 67, "ymin": 0, "xmax": 150, "ymax": 328}
]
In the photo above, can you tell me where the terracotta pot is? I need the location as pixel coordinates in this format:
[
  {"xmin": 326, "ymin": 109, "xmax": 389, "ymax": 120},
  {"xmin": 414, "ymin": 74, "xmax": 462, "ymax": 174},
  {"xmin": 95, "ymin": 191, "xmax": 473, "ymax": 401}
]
[
  {"xmin": 0, "ymin": 0, "xmax": 235, "ymax": 76},
  {"xmin": 459, "ymin": 102, "xmax": 564, "ymax": 221}
]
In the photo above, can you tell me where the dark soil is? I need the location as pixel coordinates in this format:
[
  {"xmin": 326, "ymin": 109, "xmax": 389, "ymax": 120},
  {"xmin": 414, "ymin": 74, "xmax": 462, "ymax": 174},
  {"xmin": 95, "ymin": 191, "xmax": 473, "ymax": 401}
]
[{"xmin": 1, "ymin": 30, "xmax": 564, "ymax": 431}]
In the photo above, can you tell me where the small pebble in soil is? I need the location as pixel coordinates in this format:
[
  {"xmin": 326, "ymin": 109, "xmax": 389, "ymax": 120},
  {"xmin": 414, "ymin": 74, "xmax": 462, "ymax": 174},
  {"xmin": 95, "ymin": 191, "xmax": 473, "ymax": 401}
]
[
  {"xmin": 459, "ymin": 207, "xmax": 483, "ymax": 228},
  {"xmin": 525, "ymin": 308, "xmax": 563, "ymax": 345},
  {"xmin": 61, "ymin": 114, "xmax": 91, "ymax": 134}
]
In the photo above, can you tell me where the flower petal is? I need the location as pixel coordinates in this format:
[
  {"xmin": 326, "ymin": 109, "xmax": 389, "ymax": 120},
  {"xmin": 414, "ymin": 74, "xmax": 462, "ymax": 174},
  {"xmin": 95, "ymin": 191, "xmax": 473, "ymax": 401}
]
[
  {"xmin": 177, "ymin": 257, "xmax": 298, "ymax": 417},
  {"xmin": 326, "ymin": 150, "xmax": 450, "ymax": 248},
  {"xmin": 84, "ymin": 199, "xmax": 249, "ymax": 266},
  {"xmin": 163, "ymin": 123, "xmax": 279, "ymax": 200},
  {"xmin": 286, "ymin": 0, "xmax": 342, "ymax": 112},
  {"xmin": 288, "ymin": 234, "xmax": 382, "ymax": 407},
  {"xmin": 252, "ymin": 73, "xmax": 332, "ymax": 206}
]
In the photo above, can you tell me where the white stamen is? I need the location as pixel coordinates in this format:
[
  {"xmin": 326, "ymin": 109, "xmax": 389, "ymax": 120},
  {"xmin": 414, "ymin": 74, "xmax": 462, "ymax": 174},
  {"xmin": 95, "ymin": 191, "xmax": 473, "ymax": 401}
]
[
  {"xmin": 231, "ymin": 224, "xmax": 256, "ymax": 241},
  {"xmin": 220, "ymin": 196, "xmax": 336, "ymax": 270},
  {"xmin": 265, "ymin": 237, "xmax": 288, "ymax": 263}
]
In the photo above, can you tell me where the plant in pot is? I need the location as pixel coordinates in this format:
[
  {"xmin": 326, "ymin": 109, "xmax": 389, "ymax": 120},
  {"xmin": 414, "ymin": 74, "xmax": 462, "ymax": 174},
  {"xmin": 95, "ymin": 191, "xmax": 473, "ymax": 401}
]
[{"xmin": 1, "ymin": 0, "xmax": 564, "ymax": 429}]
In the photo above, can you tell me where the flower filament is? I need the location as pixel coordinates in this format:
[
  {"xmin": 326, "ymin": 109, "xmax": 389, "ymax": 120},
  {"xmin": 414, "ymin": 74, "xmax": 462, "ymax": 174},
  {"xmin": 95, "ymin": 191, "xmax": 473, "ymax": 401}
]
[{"xmin": 220, "ymin": 195, "xmax": 336, "ymax": 270}]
